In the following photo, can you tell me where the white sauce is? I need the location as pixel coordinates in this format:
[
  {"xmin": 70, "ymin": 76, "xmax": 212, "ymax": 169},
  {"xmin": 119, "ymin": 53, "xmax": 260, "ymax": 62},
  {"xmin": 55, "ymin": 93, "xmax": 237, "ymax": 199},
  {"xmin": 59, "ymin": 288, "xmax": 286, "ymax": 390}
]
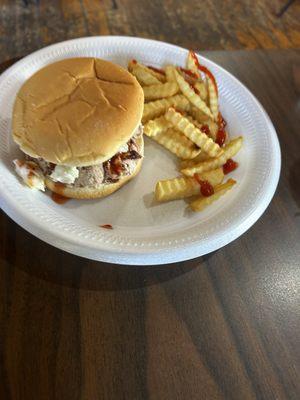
[
  {"xmin": 13, "ymin": 159, "xmax": 45, "ymax": 191},
  {"xmin": 118, "ymin": 143, "xmax": 128, "ymax": 153},
  {"xmin": 124, "ymin": 159, "xmax": 137, "ymax": 175},
  {"xmin": 50, "ymin": 165, "xmax": 79, "ymax": 184}
]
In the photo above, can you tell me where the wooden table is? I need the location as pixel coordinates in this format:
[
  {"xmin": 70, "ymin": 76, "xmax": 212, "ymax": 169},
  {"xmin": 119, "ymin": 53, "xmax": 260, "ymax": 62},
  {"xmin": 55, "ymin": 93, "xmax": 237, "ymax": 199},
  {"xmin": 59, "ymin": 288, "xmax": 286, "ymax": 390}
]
[
  {"xmin": 1, "ymin": 49, "xmax": 300, "ymax": 399},
  {"xmin": 0, "ymin": 0, "xmax": 300, "ymax": 57}
]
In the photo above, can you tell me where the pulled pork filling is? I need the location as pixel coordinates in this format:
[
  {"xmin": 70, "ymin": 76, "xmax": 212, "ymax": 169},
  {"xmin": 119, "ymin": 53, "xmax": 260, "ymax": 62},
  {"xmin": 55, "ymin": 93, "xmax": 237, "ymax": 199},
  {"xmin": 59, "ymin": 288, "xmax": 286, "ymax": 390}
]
[{"xmin": 25, "ymin": 125, "xmax": 143, "ymax": 188}]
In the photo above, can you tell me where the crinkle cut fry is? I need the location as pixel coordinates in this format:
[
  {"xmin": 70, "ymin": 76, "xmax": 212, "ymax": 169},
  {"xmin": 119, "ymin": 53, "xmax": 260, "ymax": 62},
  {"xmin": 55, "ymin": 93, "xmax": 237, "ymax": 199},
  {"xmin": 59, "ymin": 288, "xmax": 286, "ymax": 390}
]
[
  {"xmin": 181, "ymin": 137, "xmax": 243, "ymax": 176},
  {"xmin": 142, "ymin": 95, "xmax": 190, "ymax": 122},
  {"xmin": 165, "ymin": 107, "xmax": 223, "ymax": 158}
]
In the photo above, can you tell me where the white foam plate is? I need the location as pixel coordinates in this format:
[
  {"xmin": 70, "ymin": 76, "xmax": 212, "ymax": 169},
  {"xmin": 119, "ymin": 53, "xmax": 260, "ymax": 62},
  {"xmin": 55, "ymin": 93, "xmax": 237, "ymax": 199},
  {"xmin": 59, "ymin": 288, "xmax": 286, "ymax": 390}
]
[{"xmin": 0, "ymin": 36, "xmax": 280, "ymax": 265}]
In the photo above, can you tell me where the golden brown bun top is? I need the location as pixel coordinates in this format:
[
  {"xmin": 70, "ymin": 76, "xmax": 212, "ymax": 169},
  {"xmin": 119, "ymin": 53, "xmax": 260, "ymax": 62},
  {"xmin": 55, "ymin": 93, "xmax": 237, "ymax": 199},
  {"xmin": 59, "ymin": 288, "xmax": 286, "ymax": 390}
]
[{"xmin": 12, "ymin": 57, "xmax": 144, "ymax": 166}]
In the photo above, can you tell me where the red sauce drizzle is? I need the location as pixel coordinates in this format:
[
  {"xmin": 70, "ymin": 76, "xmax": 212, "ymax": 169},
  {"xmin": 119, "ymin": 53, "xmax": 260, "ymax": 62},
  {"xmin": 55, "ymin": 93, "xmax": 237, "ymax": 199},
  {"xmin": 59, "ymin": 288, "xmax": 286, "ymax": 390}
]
[
  {"xmin": 201, "ymin": 124, "xmax": 210, "ymax": 136},
  {"xmin": 215, "ymin": 112, "xmax": 227, "ymax": 146},
  {"xmin": 216, "ymin": 130, "xmax": 226, "ymax": 146},
  {"xmin": 147, "ymin": 65, "xmax": 166, "ymax": 75},
  {"xmin": 113, "ymin": 165, "xmax": 123, "ymax": 175},
  {"xmin": 100, "ymin": 224, "xmax": 113, "ymax": 229},
  {"xmin": 223, "ymin": 159, "xmax": 238, "ymax": 175},
  {"xmin": 194, "ymin": 175, "xmax": 214, "ymax": 197},
  {"xmin": 110, "ymin": 154, "xmax": 123, "ymax": 175},
  {"xmin": 15, "ymin": 159, "xmax": 25, "ymax": 167},
  {"xmin": 174, "ymin": 108, "xmax": 184, "ymax": 115},
  {"xmin": 51, "ymin": 182, "xmax": 69, "ymax": 204},
  {"xmin": 51, "ymin": 192, "xmax": 70, "ymax": 204},
  {"xmin": 190, "ymin": 83, "xmax": 200, "ymax": 95},
  {"xmin": 190, "ymin": 50, "xmax": 218, "ymax": 95},
  {"xmin": 180, "ymin": 67, "xmax": 199, "ymax": 79},
  {"xmin": 27, "ymin": 171, "xmax": 35, "ymax": 187},
  {"xmin": 218, "ymin": 112, "xmax": 227, "ymax": 130}
]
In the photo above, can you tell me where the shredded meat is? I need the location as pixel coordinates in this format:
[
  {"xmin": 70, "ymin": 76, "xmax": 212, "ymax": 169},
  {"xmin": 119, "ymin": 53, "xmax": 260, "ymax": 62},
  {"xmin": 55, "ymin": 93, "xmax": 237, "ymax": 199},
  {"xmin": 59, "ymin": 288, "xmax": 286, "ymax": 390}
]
[
  {"xmin": 26, "ymin": 125, "xmax": 143, "ymax": 188},
  {"xmin": 26, "ymin": 156, "xmax": 55, "ymax": 175},
  {"xmin": 75, "ymin": 165, "xmax": 105, "ymax": 187},
  {"xmin": 102, "ymin": 138, "xmax": 142, "ymax": 183}
]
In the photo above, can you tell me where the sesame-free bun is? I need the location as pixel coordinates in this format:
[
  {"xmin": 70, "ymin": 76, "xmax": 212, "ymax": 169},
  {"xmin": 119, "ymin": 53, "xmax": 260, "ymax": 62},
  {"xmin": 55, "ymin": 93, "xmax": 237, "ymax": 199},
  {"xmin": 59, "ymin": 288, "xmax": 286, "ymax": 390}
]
[{"xmin": 12, "ymin": 57, "xmax": 144, "ymax": 166}]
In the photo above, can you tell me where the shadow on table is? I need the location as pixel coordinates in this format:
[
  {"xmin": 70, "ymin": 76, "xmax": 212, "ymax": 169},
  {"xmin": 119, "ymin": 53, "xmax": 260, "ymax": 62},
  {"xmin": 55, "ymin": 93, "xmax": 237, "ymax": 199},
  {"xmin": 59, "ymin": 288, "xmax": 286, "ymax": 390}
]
[
  {"xmin": 289, "ymin": 158, "xmax": 300, "ymax": 214},
  {"xmin": 1, "ymin": 215, "xmax": 207, "ymax": 291},
  {"xmin": 0, "ymin": 57, "xmax": 22, "ymax": 74}
]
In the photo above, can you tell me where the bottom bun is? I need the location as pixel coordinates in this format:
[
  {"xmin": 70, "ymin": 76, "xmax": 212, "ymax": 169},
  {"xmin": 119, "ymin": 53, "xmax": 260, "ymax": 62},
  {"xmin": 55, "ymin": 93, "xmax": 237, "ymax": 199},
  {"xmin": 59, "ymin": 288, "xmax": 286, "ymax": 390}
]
[{"xmin": 45, "ymin": 157, "xmax": 143, "ymax": 200}]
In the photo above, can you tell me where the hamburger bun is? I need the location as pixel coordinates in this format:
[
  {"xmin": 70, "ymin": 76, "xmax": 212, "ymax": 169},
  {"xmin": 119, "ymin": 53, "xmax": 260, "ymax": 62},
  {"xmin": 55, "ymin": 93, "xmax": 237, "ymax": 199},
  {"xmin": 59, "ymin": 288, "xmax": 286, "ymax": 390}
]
[
  {"xmin": 45, "ymin": 135, "xmax": 144, "ymax": 199},
  {"xmin": 12, "ymin": 57, "xmax": 144, "ymax": 166}
]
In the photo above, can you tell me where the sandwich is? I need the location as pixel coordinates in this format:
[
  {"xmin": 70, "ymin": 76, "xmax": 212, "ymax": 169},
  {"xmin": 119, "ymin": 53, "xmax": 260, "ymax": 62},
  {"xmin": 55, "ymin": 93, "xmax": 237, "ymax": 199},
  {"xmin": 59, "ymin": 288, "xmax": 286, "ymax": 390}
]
[{"xmin": 12, "ymin": 57, "xmax": 144, "ymax": 199}]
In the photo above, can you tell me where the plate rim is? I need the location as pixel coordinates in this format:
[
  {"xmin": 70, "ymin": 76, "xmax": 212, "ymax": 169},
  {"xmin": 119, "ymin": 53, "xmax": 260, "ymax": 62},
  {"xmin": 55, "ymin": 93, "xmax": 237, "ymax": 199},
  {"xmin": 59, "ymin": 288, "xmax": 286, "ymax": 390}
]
[{"xmin": 0, "ymin": 36, "xmax": 281, "ymax": 265}]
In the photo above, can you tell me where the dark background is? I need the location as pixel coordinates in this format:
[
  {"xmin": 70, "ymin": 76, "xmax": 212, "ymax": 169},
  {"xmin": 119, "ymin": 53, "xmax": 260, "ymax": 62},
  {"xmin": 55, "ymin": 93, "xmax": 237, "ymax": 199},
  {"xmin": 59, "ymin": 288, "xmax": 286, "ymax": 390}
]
[{"xmin": 0, "ymin": 0, "xmax": 300, "ymax": 62}]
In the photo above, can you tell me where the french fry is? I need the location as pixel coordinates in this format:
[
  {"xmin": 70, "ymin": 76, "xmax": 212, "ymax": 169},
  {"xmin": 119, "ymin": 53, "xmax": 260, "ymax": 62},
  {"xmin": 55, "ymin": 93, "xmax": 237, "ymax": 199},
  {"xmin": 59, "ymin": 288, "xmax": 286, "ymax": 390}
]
[
  {"xmin": 150, "ymin": 128, "xmax": 201, "ymax": 160},
  {"xmin": 186, "ymin": 50, "xmax": 202, "ymax": 80},
  {"xmin": 143, "ymin": 82, "xmax": 179, "ymax": 101},
  {"xmin": 188, "ymin": 51, "xmax": 219, "ymax": 98},
  {"xmin": 181, "ymin": 136, "xmax": 243, "ymax": 176},
  {"xmin": 173, "ymin": 69, "xmax": 213, "ymax": 118},
  {"xmin": 189, "ymin": 107, "xmax": 219, "ymax": 139},
  {"xmin": 190, "ymin": 179, "xmax": 236, "ymax": 211},
  {"xmin": 144, "ymin": 116, "xmax": 172, "ymax": 137},
  {"xmin": 165, "ymin": 108, "xmax": 223, "ymax": 157},
  {"xmin": 155, "ymin": 176, "xmax": 199, "ymax": 202},
  {"xmin": 190, "ymin": 105, "xmax": 211, "ymax": 123},
  {"xmin": 196, "ymin": 168, "xmax": 224, "ymax": 186},
  {"xmin": 185, "ymin": 115, "xmax": 202, "ymax": 129},
  {"xmin": 205, "ymin": 119, "xmax": 219, "ymax": 140},
  {"xmin": 207, "ymin": 77, "xmax": 218, "ymax": 120},
  {"xmin": 142, "ymin": 95, "xmax": 190, "ymax": 122},
  {"xmin": 128, "ymin": 61, "xmax": 162, "ymax": 86},
  {"xmin": 194, "ymin": 81, "xmax": 207, "ymax": 101},
  {"xmin": 130, "ymin": 55, "xmax": 243, "ymax": 214},
  {"xmin": 165, "ymin": 65, "xmax": 177, "ymax": 82},
  {"xmin": 146, "ymin": 66, "xmax": 166, "ymax": 82},
  {"xmin": 180, "ymin": 151, "xmax": 211, "ymax": 169},
  {"xmin": 185, "ymin": 115, "xmax": 218, "ymax": 141},
  {"xmin": 155, "ymin": 168, "xmax": 224, "ymax": 202}
]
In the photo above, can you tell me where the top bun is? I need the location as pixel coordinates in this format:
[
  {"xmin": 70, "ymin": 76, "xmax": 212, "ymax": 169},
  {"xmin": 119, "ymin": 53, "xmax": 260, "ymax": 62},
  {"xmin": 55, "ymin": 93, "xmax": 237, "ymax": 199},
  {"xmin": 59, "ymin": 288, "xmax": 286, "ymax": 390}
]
[{"xmin": 12, "ymin": 57, "xmax": 144, "ymax": 166}]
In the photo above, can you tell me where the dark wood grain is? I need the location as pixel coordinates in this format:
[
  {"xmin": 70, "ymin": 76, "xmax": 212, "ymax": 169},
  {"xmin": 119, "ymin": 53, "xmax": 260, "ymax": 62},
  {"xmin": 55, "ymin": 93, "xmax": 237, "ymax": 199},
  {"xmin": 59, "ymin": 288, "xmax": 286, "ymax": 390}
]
[
  {"xmin": 0, "ymin": 0, "xmax": 300, "ymax": 63},
  {"xmin": 0, "ymin": 48, "xmax": 299, "ymax": 399}
]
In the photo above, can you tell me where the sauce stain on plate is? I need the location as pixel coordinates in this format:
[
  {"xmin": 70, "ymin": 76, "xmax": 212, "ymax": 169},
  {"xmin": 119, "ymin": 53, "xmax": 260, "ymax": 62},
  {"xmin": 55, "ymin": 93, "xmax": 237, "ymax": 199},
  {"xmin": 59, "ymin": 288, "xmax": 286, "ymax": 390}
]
[
  {"xmin": 51, "ymin": 192, "xmax": 70, "ymax": 204},
  {"xmin": 99, "ymin": 224, "xmax": 113, "ymax": 229}
]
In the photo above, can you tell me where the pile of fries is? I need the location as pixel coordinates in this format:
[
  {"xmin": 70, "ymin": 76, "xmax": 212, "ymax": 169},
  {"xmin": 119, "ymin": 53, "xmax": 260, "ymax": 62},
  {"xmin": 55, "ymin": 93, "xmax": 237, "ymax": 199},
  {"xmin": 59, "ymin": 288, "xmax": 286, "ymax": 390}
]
[{"xmin": 128, "ymin": 51, "xmax": 243, "ymax": 212}]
